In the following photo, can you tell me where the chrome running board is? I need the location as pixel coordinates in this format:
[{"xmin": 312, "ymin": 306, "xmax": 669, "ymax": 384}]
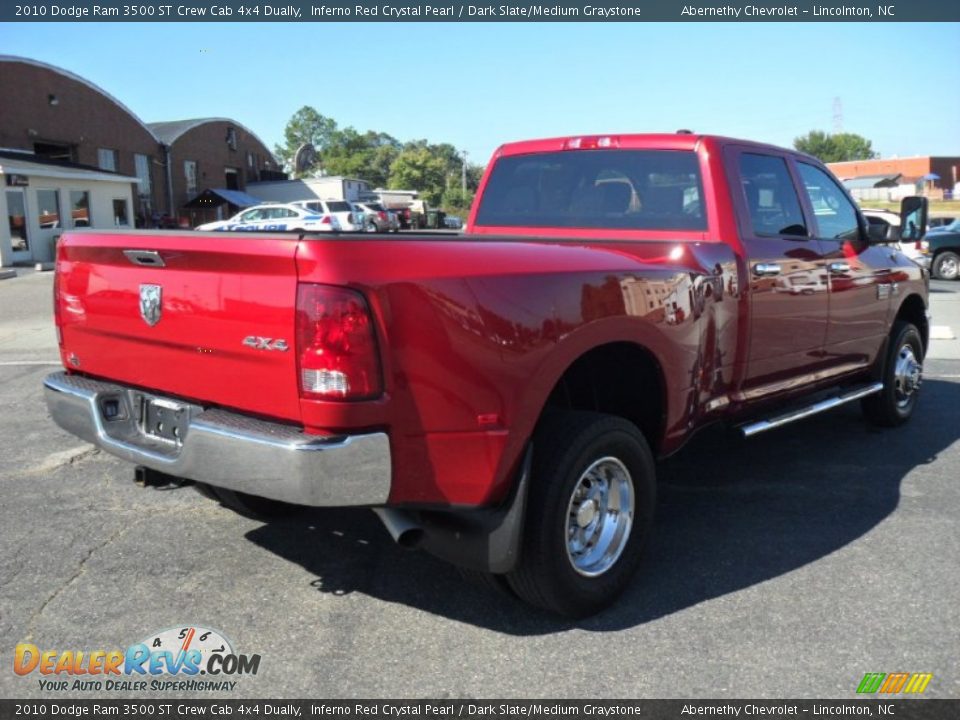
[{"xmin": 739, "ymin": 382, "xmax": 884, "ymax": 438}]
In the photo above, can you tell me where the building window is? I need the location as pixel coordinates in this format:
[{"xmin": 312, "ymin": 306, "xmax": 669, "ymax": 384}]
[
  {"xmin": 113, "ymin": 199, "xmax": 130, "ymax": 227},
  {"xmin": 69, "ymin": 191, "xmax": 91, "ymax": 227},
  {"xmin": 98, "ymin": 148, "xmax": 117, "ymax": 172},
  {"xmin": 247, "ymin": 152, "xmax": 254, "ymax": 168},
  {"xmin": 5, "ymin": 190, "xmax": 28, "ymax": 252},
  {"xmin": 33, "ymin": 141, "xmax": 75, "ymax": 162},
  {"xmin": 36, "ymin": 189, "xmax": 61, "ymax": 229},
  {"xmin": 135, "ymin": 154, "xmax": 152, "ymax": 196},
  {"xmin": 226, "ymin": 127, "xmax": 237, "ymax": 150},
  {"xmin": 184, "ymin": 160, "xmax": 198, "ymax": 197}
]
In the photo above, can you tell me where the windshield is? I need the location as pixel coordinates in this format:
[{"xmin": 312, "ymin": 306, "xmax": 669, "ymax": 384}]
[{"xmin": 474, "ymin": 149, "xmax": 706, "ymax": 231}]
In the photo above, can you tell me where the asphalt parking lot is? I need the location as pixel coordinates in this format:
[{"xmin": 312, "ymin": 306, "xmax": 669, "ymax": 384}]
[{"xmin": 0, "ymin": 270, "xmax": 958, "ymax": 699}]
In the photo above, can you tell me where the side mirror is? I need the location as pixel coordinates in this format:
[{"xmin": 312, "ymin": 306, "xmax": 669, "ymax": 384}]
[{"xmin": 899, "ymin": 196, "xmax": 928, "ymax": 243}]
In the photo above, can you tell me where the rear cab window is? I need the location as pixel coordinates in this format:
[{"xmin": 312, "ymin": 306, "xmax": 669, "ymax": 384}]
[{"xmin": 473, "ymin": 149, "xmax": 706, "ymax": 232}]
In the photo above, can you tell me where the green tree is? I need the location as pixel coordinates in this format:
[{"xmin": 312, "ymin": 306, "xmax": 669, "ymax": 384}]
[
  {"xmin": 323, "ymin": 129, "xmax": 400, "ymax": 187},
  {"xmin": 274, "ymin": 108, "xmax": 477, "ymax": 200},
  {"xmin": 388, "ymin": 145, "xmax": 451, "ymax": 205},
  {"xmin": 274, "ymin": 106, "xmax": 338, "ymax": 176},
  {"xmin": 793, "ymin": 130, "xmax": 877, "ymax": 163},
  {"xmin": 465, "ymin": 163, "xmax": 485, "ymax": 189},
  {"xmin": 440, "ymin": 187, "xmax": 475, "ymax": 214},
  {"xmin": 439, "ymin": 163, "xmax": 485, "ymax": 213}
]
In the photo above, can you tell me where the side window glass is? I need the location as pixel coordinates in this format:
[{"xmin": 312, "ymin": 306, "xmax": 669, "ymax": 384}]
[
  {"xmin": 738, "ymin": 153, "xmax": 807, "ymax": 237},
  {"xmin": 797, "ymin": 163, "xmax": 860, "ymax": 241}
]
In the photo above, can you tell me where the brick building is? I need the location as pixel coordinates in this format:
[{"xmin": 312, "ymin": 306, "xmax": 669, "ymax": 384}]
[
  {"xmin": 828, "ymin": 156, "xmax": 960, "ymax": 193},
  {"xmin": 0, "ymin": 56, "xmax": 159, "ymax": 214},
  {"xmin": 0, "ymin": 55, "xmax": 285, "ymax": 264},
  {"xmin": 148, "ymin": 118, "xmax": 282, "ymax": 226}
]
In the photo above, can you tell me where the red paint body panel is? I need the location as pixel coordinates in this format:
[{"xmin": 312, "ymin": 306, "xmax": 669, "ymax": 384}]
[{"xmin": 54, "ymin": 134, "xmax": 928, "ymax": 509}]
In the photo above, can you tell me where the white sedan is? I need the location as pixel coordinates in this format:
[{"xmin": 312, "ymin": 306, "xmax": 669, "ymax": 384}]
[{"xmin": 195, "ymin": 204, "xmax": 341, "ymax": 232}]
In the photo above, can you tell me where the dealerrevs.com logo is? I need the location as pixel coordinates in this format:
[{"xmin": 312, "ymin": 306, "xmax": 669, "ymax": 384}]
[{"xmin": 14, "ymin": 626, "xmax": 261, "ymax": 693}]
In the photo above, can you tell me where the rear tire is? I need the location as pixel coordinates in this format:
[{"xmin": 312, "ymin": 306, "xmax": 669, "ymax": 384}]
[
  {"xmin": 862, "ymin": 321, "xmax": 923, "ymax": 427},
  {"xmin": 932, "ymin": 251, "xmax": 960, "ymax": 280},
  {"xmin": 506, "ymin": 411, "xmax": 656, "ymax": 618}
]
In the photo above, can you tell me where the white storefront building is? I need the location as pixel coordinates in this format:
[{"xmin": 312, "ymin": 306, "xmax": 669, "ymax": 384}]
[{"xmin": 1, "ymin": 152, "xmax": 137, "ymax": 267}]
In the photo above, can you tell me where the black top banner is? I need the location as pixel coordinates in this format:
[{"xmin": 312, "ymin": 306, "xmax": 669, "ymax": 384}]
[{"xmin": 3, "ymin": 0, "xmax": 959, "ymax": 21}]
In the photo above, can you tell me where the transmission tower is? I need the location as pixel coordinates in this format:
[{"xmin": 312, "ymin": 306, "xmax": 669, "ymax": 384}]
[{"xmin": 832, "ymin": 97, "xmax": 843, "ymax": 134}]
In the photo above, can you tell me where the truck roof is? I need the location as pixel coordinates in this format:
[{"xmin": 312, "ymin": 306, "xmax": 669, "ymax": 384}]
[{"xmin": 495, "ymin": 133, "xmax": 809, "ymax": 160}]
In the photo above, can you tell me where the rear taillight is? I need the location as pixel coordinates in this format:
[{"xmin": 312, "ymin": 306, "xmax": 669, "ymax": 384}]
[
  {"xmin": 378, "ymin": 211, "xmax": 387, "ymax": 221},
  {"xmin": 295, "ymin": 284, "xmax": 383, "ymax": 400},
  {"xmin": 53, "ymin": 263, "xmax": 63, "ymax": 347}
]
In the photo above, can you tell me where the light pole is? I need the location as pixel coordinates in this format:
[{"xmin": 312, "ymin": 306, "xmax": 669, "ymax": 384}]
[{"xmin": 461, "ymin": 150, "xmax": 468, "ymax": 198}]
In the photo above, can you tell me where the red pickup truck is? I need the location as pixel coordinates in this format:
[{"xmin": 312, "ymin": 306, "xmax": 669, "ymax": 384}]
[{"xmin": 45, "ymin": 133, "xmax": 930, "ymax": 617}]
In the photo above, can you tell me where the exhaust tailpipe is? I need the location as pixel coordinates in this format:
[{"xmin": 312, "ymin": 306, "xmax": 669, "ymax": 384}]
[{"xmin": 373, "ymin": 508, "xmax": 424, "ymax": 549}]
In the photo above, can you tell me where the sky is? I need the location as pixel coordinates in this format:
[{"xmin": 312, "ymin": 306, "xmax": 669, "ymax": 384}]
[{"xmin": 3, "ymin": 22, "xmax": 959, "ymax": 166}]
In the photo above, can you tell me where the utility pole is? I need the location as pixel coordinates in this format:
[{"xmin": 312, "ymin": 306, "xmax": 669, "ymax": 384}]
[{"xmin": 461, "ymin": 150, "xmax": 468, "ymax": 197}]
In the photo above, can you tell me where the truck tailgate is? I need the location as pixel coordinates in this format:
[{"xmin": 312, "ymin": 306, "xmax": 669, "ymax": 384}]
[{"xmin": 56, "ymin": 231, "xmax": 302, "ymax": 422}]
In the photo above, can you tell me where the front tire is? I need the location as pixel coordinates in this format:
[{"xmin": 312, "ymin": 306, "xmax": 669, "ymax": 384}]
[
  {"xmin": 506, "ymin": 411, "xmax": 656, "ymax": 618},
  {"xmin": 932, "ymin": 251, "xmax": 960, "ymax": 281},
  {"xmin": 862, "ymin": 321, "xmax": 923, "ymax": 427}
]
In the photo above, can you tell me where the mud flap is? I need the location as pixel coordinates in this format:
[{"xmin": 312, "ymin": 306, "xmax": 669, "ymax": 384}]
[{"xmin": 417, "ymin": 446, "xmax": 532, "ymax": 574}]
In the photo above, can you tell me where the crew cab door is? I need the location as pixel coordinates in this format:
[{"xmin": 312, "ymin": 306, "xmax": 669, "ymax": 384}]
[
  {"xmin": 792, "ymin": 161, "xmax": 893, "ymax": 371},
  {"xmin": 726, "ymin": 147, "xmax": 830, "ymax": 398}
]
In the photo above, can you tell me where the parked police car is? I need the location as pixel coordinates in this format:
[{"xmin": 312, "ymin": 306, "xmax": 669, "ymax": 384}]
[{"xmin": 195, "ymin": 203, "xmax": 341, "ymax": 232}]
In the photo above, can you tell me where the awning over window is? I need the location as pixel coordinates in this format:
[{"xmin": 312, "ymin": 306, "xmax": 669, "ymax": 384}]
[{"xmin": 183, "ymin": 188, "xmax": 262, "ymax": 209}]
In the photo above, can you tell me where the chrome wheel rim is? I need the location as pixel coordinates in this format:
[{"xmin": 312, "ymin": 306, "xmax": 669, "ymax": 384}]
[
  {"xmin": 565, "ymin": 456, "xmax": 634, "ymax": 577},
  {"xmin": 939, "ymin": 256, "xmax": 959, "ymax": 279},
  {"xmin": 893, "ymin": 343, "xmax": 922, "ymax": 409}
]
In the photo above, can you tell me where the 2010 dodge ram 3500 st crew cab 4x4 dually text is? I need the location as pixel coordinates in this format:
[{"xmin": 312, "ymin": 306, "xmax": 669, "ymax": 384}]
[{"xmin": 45, "ymin": 133, "xmax": 930, "ymax": 617}]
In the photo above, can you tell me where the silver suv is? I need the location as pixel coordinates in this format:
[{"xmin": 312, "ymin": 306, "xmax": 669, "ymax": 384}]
[{"xmin": 352, "ymin": 202, "xmax": 399, "ymax": 233}]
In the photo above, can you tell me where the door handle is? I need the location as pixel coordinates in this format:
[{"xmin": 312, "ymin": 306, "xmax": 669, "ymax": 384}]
[
  {"xmin": 752, "ymin": 263, "xmax": 781, "ymax": 277},
  {"xmin": 828, "ymin": 261, "xmax": 851, "ymax": 274}
]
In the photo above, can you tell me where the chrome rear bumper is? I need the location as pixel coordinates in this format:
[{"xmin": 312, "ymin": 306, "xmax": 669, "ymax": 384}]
[{"xmin": 43, "ymin": 372, "xmax": 391, "ymax": 506}]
